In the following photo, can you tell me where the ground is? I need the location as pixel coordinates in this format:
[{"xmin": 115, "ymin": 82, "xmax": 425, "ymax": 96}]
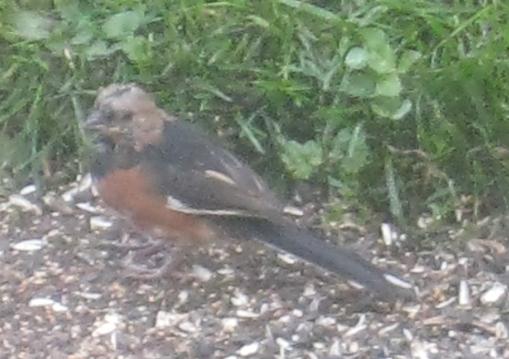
[{"xmin": 1, "ymin": 176, "xmax": 508, "ymax": 359}]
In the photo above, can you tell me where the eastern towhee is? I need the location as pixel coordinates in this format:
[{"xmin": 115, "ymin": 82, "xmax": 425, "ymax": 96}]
[{"xmin": 82, "ymin": 83, "xmax": 413, "ymax": 301}]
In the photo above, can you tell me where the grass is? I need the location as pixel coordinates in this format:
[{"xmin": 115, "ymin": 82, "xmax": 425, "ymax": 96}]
[{"xmin": 1, "ymin": 0, "xmax": 508, "ymax": 228}]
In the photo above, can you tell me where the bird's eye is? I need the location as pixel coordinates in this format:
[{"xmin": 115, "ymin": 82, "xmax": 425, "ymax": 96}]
[{"xmin": 102, "ymin": 107, "xmax": 115, "ymax": 122}]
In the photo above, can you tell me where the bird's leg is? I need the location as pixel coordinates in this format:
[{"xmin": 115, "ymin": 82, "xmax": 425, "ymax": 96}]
[
  {"xmin": 121, "ymin": 237, "xmax": 186, "ymax": 280},
  {"xmin": 97, "ymin": 219, "xmax": 185, "ymax": 279},
  {"xmin": 98, "ymin": 218, "xmax": 149, "ymax": 250}
]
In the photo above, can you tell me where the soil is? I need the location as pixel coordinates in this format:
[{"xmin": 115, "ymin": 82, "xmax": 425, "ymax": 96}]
[{"xmin": 1, "ymin": 176, "xmax": 508, "ymax": 358}]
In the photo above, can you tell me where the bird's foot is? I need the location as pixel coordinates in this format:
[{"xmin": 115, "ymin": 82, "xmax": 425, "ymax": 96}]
[{"xmin": 121, "ymin": 241, "xmax": 185, "ymax": 280}]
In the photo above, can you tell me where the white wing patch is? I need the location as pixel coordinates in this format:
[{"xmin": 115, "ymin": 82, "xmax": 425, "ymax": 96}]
[
  {"xmin": 166, "ymin": 195, "xmax": 189, "ymax": 211},
  {"xmin": 219, "ymin": 153, "xmax": 266, "ymax": 192},
  {"xmin": 166, "ymin": 194, "xmax": 253, "ymax": 216},
  {"xmin": 283, "ymin": 205, "xmax": 304, "ymax": 217},
  {"xmin": 203, "ymin": 170, "xmax": 237, "ymax": 186}
]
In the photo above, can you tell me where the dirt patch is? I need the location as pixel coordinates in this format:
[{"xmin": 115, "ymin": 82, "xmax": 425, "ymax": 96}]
[{"xmin": 1, "ymin": 178, "xmax": 508, "ymax": 358}]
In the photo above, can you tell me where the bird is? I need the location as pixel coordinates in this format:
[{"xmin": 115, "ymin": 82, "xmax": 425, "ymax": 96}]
[{"xmin": 81, "ymin": 83, "xmax": 413, "ymax": 301}]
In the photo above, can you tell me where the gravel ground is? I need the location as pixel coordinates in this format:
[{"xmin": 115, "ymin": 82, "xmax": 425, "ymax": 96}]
[{"xmin": 1, "ymin": 176, "xmax": 509, "ymax": 359}]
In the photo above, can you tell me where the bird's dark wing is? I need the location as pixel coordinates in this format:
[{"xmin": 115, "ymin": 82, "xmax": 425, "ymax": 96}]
[
  {"xmin": 142, "ymin": 120, "xmax": 285, "ymax": 218},
  {"xmin": 139, "ymin": 119, "xmax": 415, "ymax": 300}
]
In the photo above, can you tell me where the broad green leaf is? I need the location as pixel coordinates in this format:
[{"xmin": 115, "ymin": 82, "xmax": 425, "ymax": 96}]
[
  {"xmin": 360, "ymin": 28, "xmax": 389, "ymax": 53},
  {"xmin": 280, "ymin": 140, "xmax": 323, "ymax": 179},
  {"xmin": 121, "ymin": 36, "xmax": 149, "ymax": 63},
  {"xmin": 54, "ymin": 1, "xmax": 81, "ymax": 22},
  {"xmin": 345, "ymin": 47, "xmax": 368, "ymax": 70},
  {"xmin": 371, "ymin": 96, "xmax": 412, "ymax": 120},
  {"xmin": 391, "ymin": 99, "xmax": 412, "ymax": 120},
  {"xmin": 330, "ymin": 127, "xmax": 370, "ymax": 174},
  {"xmin": 84, "ymin": 40, "xmax": 116, "ymax": 59},
  {"xmin": 398, "ymin": 50, "xmax": 422, "ymax": 73},
  {"xmin": 376, "ymin": 73, "xmax": 402, "ymax": 97},
  {"xmin": 71, "ymin": 21, "xmax": 94, "ymax": 45},
  {"xmin": 361, "ymin": 28, "xmax": 396, "ymax": 74},
  {"xmin": 103, "ymin": 11, "xmax": 144, "ymax": 39},
  {"xmin": 12, "ymin": 11, "xmax": 54, "ymax": 40},
  {"xmin": 340, "ymin": 72, "xmax": 376, "ymax": 98}
]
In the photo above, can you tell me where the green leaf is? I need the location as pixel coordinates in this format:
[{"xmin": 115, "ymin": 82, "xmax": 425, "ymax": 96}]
[
  {"xmin": 12, "ymin": 11, "xmax": 54, "ymax": 40},
  {"xmin": 340, "ymin": 72, "xmax": 376, "ymax": 98},
  {"xmin": 345, "ymin": 47, "xmax": 368, "ymax": 70},
  {"xmin": 84, "ymin": 40, "xmax": 116, "ymax": 59},
  {"xmin": 376, "ymin": 73, "xmax": 402, "ymax": 97},
  {"xmin": 371, "ymin": 97, "xmax": 412, "ymax": 120},
  {"xmin": 120, "ymin": 36, "xmax": 150, "ymax": 63},
  {"xmin": 391, "ymin": 99, "xmax": 412, "ymax": 120},
  {"xmin": 398, "ymin": 50, "xmax": 422, "ymax": 73},
  {"xmin": 54, "ymin": 0, "xmax": 81, "ymax": 22},
  {"xmin": 103, "ymin": 11, "xmax": 144, "ymax": 39},
  {"xmin": 280, "ymin": 140, "xmax": 323, "ymax": 179},
  {"xmin": 360, "ymin": 28, "xmax": 396, "ymax": 74},
  {"xmin": 71, "ymin": 21, "xmax": 94, "ymax": 45},
  {"xmin": 330, "ymin": 127, "xmax": 370, "ymax": 174},
  {"xmin": 360, "ymin": 27, "xmax": 389, "ymax": 52}
]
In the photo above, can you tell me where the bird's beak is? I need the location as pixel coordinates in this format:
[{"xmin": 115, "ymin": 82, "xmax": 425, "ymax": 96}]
[
  {"xmin": 81, "ymin": 110, "xmax": 107, "ymax": 132},
  {"xmin": 83, "ymin": 110, "xmax": 105, "ymax": 129}
]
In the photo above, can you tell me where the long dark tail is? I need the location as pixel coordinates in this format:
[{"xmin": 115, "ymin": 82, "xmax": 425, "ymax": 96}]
[{"xmin": 220, "ymin": 217, "xmax": 413, "ymax": 301}]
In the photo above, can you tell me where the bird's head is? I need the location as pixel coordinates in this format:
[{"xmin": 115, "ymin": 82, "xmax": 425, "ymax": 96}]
[{"xmin": 83, "ymin": 83, "xmax": 164, "ymax": 149}]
